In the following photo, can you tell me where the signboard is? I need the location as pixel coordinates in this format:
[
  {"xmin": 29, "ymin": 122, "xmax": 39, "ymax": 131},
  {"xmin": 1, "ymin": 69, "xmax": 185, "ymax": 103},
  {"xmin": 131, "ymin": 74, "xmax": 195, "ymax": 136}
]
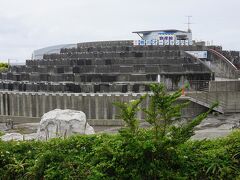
[
  {"xmin": 132, "ymin": 39, "xmax": 193, "ymax": 46},
  {"xmin": 164, "ymin": 40, "xmax": 169, "ymax": 45},
  {"xmin": 146, "ymin": 40, "xmax": 152, "ymax": 45},
  {"xmin": 181, "ymin": 40, "xmax": 185, "ymax": 46},
  {"xmin": 151, "ymin": 39, "xmax": 158, "ymax": 45},
  {"xmin": 159, "ymin": 40, "xmax": 164, "ymax": 45},
  {"xmin": 186, "ymin": 51, "xmax": 208, "ymax": 59},
  {"xmin": 139, "ymin": 40, "xmax": 145, "ymax": 45},
  {"xmin": 176, "ymin": 40, "xmax": 180, "ymax": 45},
  {"xmin": 133, "ymin": 40, "xmax": 139, "ymax": 46}
]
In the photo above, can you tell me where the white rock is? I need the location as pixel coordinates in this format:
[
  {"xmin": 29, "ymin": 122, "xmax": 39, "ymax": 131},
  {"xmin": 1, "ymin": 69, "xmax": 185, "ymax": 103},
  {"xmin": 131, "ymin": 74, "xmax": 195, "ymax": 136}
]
[
  {"xmin": 37, "ymin": 109, "xmax": 95, "ymax": 140},
  {"xmin": 1, "ymin": 133, "xmax": 24, "ymax": 141},
  {"xmin": 24, "ymin": 133, "xmax": 38, "ymax": 140}
]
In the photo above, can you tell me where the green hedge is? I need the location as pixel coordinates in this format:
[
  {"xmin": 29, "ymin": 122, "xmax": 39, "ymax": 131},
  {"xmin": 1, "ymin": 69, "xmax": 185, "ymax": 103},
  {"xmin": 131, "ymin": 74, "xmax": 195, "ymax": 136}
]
[{"xmin": 0, "ymin": 130, "xmax": 239, "ymax": 180}]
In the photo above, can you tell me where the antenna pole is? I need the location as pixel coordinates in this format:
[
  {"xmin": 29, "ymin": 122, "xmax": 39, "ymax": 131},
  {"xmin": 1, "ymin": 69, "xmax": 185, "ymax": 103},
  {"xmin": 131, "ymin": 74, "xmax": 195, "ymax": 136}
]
[{"xmin": 186, "ymin": 15, "xmax": 192, "ymax": 32}]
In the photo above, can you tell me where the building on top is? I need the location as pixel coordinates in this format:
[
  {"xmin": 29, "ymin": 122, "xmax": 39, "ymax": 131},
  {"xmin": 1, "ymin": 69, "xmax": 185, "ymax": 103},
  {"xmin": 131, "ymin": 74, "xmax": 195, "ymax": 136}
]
[
  {"xmin": 132, "ymin": 29, "xmax": 192, "ymax": 46},
  {"xmin": 32, "ymin": 44, "xmax": 77, "ymax": 60}
]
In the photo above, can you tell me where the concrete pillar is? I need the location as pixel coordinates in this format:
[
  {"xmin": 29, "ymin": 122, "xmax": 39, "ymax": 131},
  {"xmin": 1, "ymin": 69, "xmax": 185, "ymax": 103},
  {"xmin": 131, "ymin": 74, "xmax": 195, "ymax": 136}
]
[
  {"xmin": 16, "ymin": 93, "xmax": 20, "ymax": 116},
  {"xmin": 136, "ymin": 94, "xmax": 142, "ymax": 120},
  {"xmin": 22, "ymin": 93, "xmax": 27, "ymax": 117},
  {"xmin": 28, "ymin": 94, "xmax": 33, "ymax": 117},
  {"xmin": 11, "ymin": 93, "xmax": 15, "ymax": 116},
  {"xmin": 4, "ymin": 94, "xmax": 8, "ymax": 116},
  {"xmin": 77, "ymin": 94, "xmax": 84, "ymax": 112},
  {"xmin": 63, "ymin": 94, "xmax": 67, "ymax": 109},
  {"xmin": 19, "ymin": 93, "xmax": 24, "ymax": 116},
  {"xmin": 90, "ymin": 94, "xmax": 96, "ymax": 119},
  {"xmin": 71, "ymin": 94, "xmax": 76, "ymax": 110},
  {"xmin": 86, "ymin": 94, "xmax": 91, "ymax": 119},
  {"xmin": 103, "ymin": 94, "xmax": 107, "ymax": 119},
  {"xmin": 114, "ymin": 94, "xmax": 121, "ymax": 120},
  {"xmin": 56, "ymin": 94, "xmax": 61, "ymax": 109},
  {"xmin": 106, "ymin": 94, "xmax": 113, "ymax": 120},
  {"xmin": 31, "ymin": 93, "xmax": 36, "ymax": 117},
  {"xmin": 39, "ymin": 93, "xmax": 44, "ymax": 117},
  {"xmin": 95, "ymin": 94, "xmax": 99, "ymax": 120},
  {"xmin": 52, "ymin": 94, "xmax": 57, "ymax": 109},
  {"xmin": 48, "ymin": 94, "xmax": 53, "ymax": 111},
  {"xmin": 0, "ymin": 93, "xmax": 3, "ymax": 115},
  {"xmin": 97, "ymin": 94, "xmax": 105, "ymax": 120},
  {"xmin": 35, "ymin": 93, "xmax": 39, "ymax": 117},
  {"xmin": 67, "ymin": 94, "xmax": 72, "ymax": 109}
]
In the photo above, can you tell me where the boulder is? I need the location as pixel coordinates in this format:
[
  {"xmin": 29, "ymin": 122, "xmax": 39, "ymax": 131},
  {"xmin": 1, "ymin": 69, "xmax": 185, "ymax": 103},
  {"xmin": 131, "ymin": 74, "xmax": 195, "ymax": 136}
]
[
  {"xmin": 1, "ymin": 133, "xmax": 24, "ymax": 141},
  {"xmin": 37, "ymin": 109, "xmax": 95, "ymax": 140}
]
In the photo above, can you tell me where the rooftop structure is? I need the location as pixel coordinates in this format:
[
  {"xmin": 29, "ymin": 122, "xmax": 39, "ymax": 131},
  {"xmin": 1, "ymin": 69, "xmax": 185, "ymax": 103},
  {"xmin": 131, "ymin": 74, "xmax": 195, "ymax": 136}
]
[
  {"xmin": 133, "ymin": 29, "xmax": 192, "ymax": 44},
  {"xmin": 32, "ymin": 44, "xmax": 77, "ymax": 60}
]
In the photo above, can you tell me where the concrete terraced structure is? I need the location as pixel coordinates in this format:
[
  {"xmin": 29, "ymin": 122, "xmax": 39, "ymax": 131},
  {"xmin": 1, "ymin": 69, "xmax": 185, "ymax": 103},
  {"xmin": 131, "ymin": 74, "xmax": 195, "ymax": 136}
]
[
  {"xmin": 0, "ymin": 40, "xmax": 239, "ymax": 124},
  {"xmin": 1, "ymin": 41, "xmax": 213, "ymax": 93}
]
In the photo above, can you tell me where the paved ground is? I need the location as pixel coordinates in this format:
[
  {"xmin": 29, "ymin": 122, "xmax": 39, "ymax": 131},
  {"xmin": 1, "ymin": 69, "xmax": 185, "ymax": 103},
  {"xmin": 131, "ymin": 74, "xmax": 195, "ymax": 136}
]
[
  {"xmin": 0, "ymin": 113, "xmax": 239, "ymax": 140},
  {"xmin": 192, "ymin": 113, "xmax": 240, "ymax": 139}
]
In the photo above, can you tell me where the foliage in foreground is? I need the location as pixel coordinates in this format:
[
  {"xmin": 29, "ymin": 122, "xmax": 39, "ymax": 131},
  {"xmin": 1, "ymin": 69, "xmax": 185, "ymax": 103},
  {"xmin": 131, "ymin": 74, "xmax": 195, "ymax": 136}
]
[
  {"xmin": 0, "ymin": 62, "xmax": 8, "ymax": 72},
  {"xmin": 0, "ymin": 131, "xmax": 239, "ymax": 180},
  {"xmin": 0, "ymin": 84, "xmax": 239, "ymax": 179}
]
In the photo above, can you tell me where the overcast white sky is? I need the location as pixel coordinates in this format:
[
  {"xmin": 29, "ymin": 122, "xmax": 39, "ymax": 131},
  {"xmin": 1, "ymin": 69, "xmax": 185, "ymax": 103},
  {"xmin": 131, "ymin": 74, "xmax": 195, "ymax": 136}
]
[{"xmin": 0, "ymin": 0, "xmax": 239, "ymax": 62}]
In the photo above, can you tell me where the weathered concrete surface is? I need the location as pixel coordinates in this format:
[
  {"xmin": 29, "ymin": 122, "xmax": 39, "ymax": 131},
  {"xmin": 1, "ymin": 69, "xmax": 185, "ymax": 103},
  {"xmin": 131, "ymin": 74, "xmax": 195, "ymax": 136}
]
[
  {"xmin": 186, "ymin": 91, "xmax": 240, "ymax": 113},
  {"xmin": 37, "ymin": 109, "xmax": 95, "ymax": 140},
  {"xmin": 0, "ymin": 92, "xmax": 207, "ymax": 123},
  {"xmin": 192, "ymin": 113, "xmax": 240, "ymax": 140},
  {"xmin": 209, "ymin": 80, "xmax": 240, "ymax": 92},
  {"xmin": 207, "ymin": 49, "xmax": 239, "ymax": 79}
]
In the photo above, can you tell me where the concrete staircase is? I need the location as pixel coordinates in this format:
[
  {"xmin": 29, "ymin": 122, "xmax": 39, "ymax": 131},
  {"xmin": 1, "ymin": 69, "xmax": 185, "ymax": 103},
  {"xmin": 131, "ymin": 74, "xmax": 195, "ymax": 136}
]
[
  {"xmin": 185, "ymin": 92, "xmax": 225, "ymax": 113},
  {"xmin": 186, "ymin": 91, "xmax": 240, "ymax": 114}
]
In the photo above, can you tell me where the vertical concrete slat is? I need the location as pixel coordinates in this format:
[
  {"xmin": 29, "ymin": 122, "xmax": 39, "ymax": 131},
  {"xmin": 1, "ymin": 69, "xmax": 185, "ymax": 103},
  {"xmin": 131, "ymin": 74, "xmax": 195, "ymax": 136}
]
[
  {"xmin": 35, "ymin": 93, "xmax": 39, "ymax": 117},
  {"xmin": 0, "ymin": 93, "xmax": 3, "ymax": 115},
  {"xmin": 95, "ymin": 95, "xmax": 99, "ymax": 120},
  {"xmin": 31, "ymin": 93, "xmax": 36, "ymax": 117},
  {"xmin": 5, "ymin": 94, "xmax": 8, "ymax": 116},
  {"xmin": 63, "ymin": 94, "xmax": 67, "ymax": 109},
  {"xmin": 19, "ymin": 93, "xmax": 23, "ymax": 116},
  {"xmin": 22, "ymin": 93, "xmax": 26, "ymax": 117},
  {"xmin": 29, "ymin": 94, "xmax": 33, "ymax": 117},
  {"xmin": 103, "ymin": 94, "xmax": 107, "ymax": 120},
  {"xmin": 44, "ymin": 94, "xmax": 49, "ymax": 116},
  {"xmin": 67, "ymin": 94, "xmax": 72, "ymax": 109},
  {"xmin": 16, "ymin": 93, "xmax": 20, "ymax": 116},
  {"xmin": 11, "ymin": 93, "xmax": 15, "ymax": 116},
  {"xmin": 90, "ymin": 94, "xmax": 96, "ymax": 119}
]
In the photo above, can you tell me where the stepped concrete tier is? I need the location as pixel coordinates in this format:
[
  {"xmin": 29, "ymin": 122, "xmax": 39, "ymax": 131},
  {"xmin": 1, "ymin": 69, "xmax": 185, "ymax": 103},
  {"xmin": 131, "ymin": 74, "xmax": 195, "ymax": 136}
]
[
  {"xmin": 37, "ymin": 109, "xmax": 95, "ymax": 140},
  {"xmin": 0, "ymin": 40, "xmax": 239, "ymax": 125},
  {"xmin": 0, "ymin": 40, "xmax": 217, "ymax": 93}
]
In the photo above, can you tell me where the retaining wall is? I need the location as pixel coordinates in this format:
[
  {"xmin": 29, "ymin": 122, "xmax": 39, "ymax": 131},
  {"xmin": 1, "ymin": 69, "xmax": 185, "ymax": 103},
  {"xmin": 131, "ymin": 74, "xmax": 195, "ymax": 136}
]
[{"xmin": 0, "ymin": 91, "xmax": 207, "ymax": 124}]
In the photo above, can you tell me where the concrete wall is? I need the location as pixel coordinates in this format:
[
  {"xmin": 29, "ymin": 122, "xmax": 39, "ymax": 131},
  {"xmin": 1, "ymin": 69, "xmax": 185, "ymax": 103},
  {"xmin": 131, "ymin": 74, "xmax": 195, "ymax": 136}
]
[
  {"xmin": 208, "ymin": 49, "xmax": 239, "ymax": 79},
  {"xmin": 209, "ymin": 81, "xmax": 240, "ymax": 92},
  {"xmin": 187, "ymin": 91, "xmax": 240, "ymax": 113},
  {"xmin": 0, "ymin": 91, "xmax": 207, "ymax": 124}
]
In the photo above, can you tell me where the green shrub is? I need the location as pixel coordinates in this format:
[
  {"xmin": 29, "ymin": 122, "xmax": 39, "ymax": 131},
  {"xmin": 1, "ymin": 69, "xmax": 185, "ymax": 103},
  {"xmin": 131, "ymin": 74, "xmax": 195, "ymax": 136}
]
[{"xmin": 0, "ymin": 62, "xmax": 8, "ymax": 72}]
